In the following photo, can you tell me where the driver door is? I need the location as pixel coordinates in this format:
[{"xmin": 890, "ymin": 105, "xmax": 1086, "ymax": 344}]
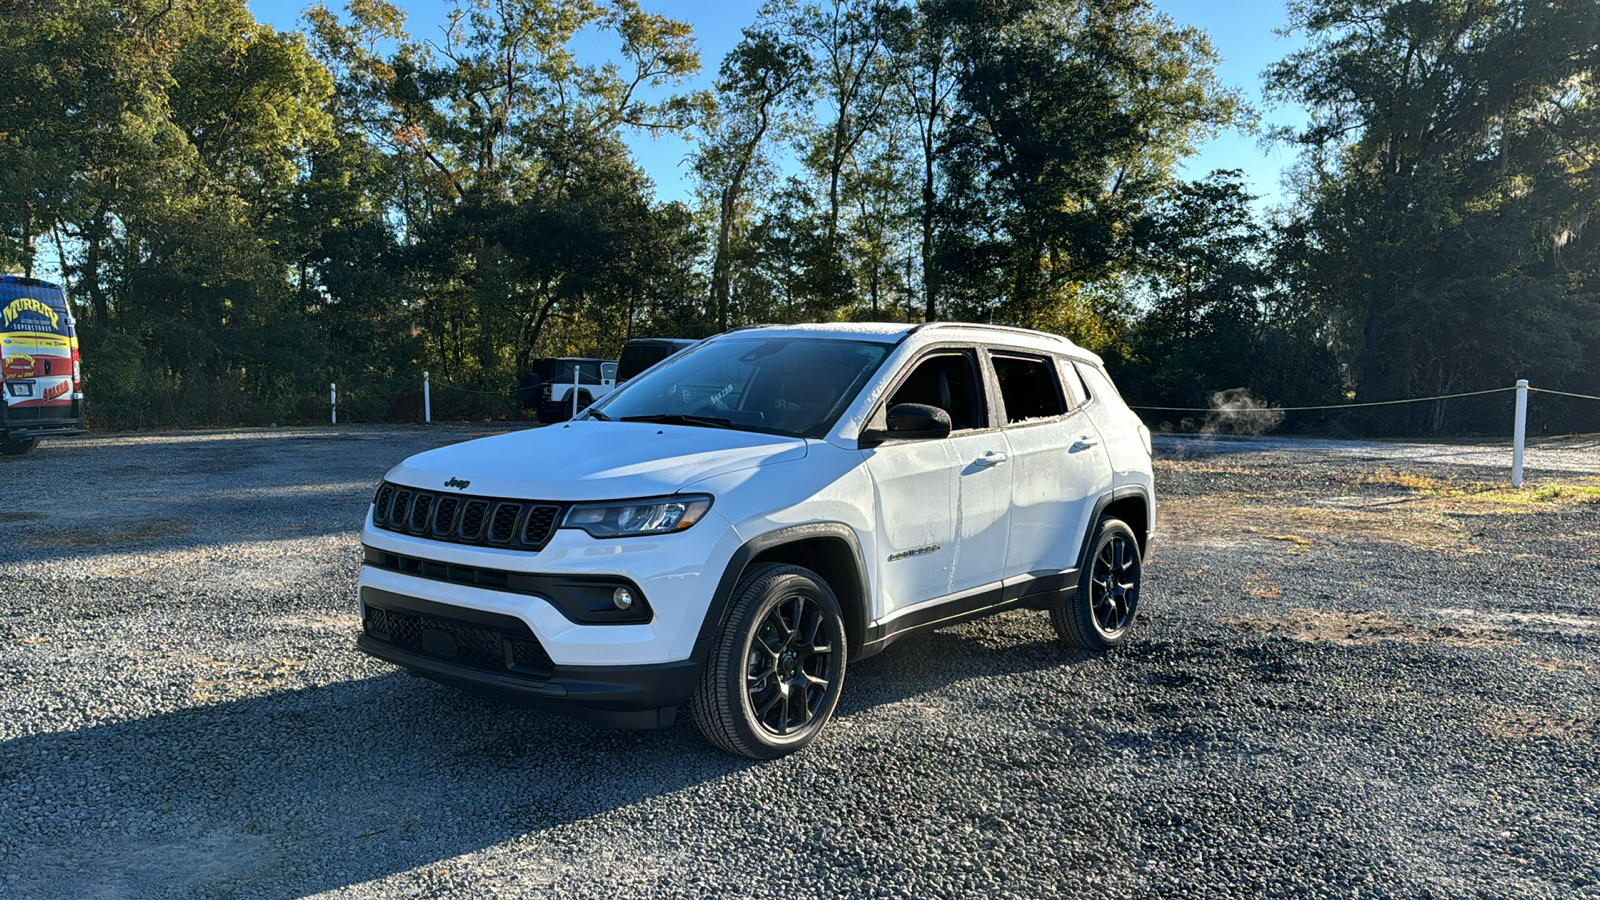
[{"xmin": 862, "ymin": 348, "xmax": 1011, "ymax": 618}]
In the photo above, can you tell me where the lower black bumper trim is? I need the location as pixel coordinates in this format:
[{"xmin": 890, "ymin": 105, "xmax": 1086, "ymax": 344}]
[
  {"xmin": 357, "ymin": 634, "xmax": 704, "ymax": 730},
  {"xmin": 2, "ymin": 425, "xmax": 86, "ymax": 439}
]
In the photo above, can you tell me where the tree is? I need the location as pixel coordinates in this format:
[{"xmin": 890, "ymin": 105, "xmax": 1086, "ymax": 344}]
[
  {"xmin": 882, "ymin": 0, "xmax": 958, "ymax": 320},
  {"xmin": 308, "ymin": 0, "xmax": 707, "ymax": 380},
  {"xmin": 694, "ymin": 29, "xmax": 810, "ymax": 331},
  {"xmin": 1269, "ymin": 0, "xmax": 1600, "ymax": 431},
  {"xmin": 934, "ymin": 0, "xmax": 1245, "ymax": 325},
  {"xmin": 1120, "ymin": 171, "xmax": 1341, "ymax": 413}
]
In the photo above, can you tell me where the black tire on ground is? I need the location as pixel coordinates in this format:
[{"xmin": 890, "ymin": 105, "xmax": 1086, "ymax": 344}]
[
  {"xmin": 689, "ymin": 563, "xmax": 848, "ymax": 759},
  {"xmin": 1, "ymin": 437, "xmax": 37, "ymax": 456},
  {"xmin": 1052, "ymin": 517, "xmax": 1142, "ymax": 652}
]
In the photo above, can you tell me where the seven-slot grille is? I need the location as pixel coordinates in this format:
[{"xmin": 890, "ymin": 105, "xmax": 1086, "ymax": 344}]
[{"xmin": 371, "ymin": 481, "xmax": 564, "ymax": 549}]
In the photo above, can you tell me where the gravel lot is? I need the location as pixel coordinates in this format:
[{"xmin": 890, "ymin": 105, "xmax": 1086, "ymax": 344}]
[{"xmin": 3, "ymin": 427, "xmax": 1598, "ymax": 898}]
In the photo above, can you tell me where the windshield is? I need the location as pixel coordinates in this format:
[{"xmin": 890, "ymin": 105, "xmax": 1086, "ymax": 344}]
[{"xmin": 588, "ymin": 337, "xmax": 891, "ymax": 438}]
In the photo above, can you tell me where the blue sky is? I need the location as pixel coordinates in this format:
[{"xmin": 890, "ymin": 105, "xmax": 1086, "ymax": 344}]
[{"xmin": 248, "ymin": 0, "xmax": 1308, "ymax": 208}]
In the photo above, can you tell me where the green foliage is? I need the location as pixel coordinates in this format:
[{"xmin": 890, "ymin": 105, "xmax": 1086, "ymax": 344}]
[
  {"xmin": 1110, "ymin": 171, "xmax": 1343, "ymax": 420},
  {"xmin": 1269, "ymin": 0, "xmax": 1600, "ymax": 433},
  {"xmin": 11, "ymin": 0, "xmax": 1594, "ymax": 436}
]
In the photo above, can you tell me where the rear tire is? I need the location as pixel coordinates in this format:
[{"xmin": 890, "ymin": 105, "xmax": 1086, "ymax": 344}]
[
  {"xmin": 1, "ymin": 437, "xmax": 37, "ymax": 456},
  {"xmin": 690, "ymin": 563, "xmax": 848, "ymax": 759},
  {"xmin": 1052, "ymin": 517, "xmax": 1142, "ymax": 651}
]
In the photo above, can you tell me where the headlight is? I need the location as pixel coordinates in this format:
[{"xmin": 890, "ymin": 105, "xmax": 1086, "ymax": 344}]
[{"xmin": 562, "ymin": 494, "xmax": 713, "ymax": 538}]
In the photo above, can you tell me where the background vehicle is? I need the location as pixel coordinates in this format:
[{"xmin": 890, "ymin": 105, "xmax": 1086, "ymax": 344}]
[
  {"xmin": 1, "ymin": 276, "xmax": 85, "ymax": 456},
  {"xmin": 615, "ymin": 338, "xmax": 697, "ymax": 383},
  {"xmin": 521, "ymin": 357, "xmax": 617, "ymax": 422},
  {"xmin": 358, "ymin": 322, "xmax": 1154, "ymax": 758}
]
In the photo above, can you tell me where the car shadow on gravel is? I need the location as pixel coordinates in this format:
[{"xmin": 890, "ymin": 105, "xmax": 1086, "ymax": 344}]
[
  {"xmin": 836, "ymin": 618, "xmax": 1088, "ymax": 718},
  {"xmin": 0, "ymin": 672, "xmax": 758, "ymax": 898}
]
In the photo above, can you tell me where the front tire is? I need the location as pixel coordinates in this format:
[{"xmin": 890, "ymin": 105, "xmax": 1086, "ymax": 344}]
[
  {"xmin": 690, "ymin": 563, "xmax": 848, "ymax": 759},
  {"xmin": 1052, "ymin": 517, "xmax": 1142, "ymax": 651},
  {"xmin": 1, "ymin": 437, "xmax": 37, "ymax": 456}
]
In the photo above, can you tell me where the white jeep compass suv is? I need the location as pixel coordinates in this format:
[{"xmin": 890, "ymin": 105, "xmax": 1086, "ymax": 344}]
[{"xmin": 359, "ymin": 322, "xmax": 1154, "ymax": 758}]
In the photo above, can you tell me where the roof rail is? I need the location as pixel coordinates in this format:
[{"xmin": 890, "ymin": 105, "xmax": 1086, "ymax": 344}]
[
  {"xmin": 722, "ymin": 323, "xmax": 774, "ymax": 334},
  {"xmin": 907, "ymin": 321, "xmax": 1066, "ymax": 341}
]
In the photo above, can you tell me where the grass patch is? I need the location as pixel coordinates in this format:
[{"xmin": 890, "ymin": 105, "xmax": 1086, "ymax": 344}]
[
  {"xmin": 1528, "ymin": 482, "xmax": 1600, "ymax": 503},
  {"xmin": 1359, "ymin": 470, "xmax": 1454, "ymax": 493},
  {"xmin": 1264, "ymin": 534, "xmax": 1312, "ymax": 554},
  {"xmin": 1162, "ymin": 497, "xmax": 1472, "ymax": 552}
]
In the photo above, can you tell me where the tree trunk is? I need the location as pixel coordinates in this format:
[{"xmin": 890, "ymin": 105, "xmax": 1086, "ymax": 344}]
[
  {"xmin": 827, "ymin": 115, "xmax": 846, "ymax": 243},
  {"xmin": 84, "ymin": 204, "xmax": 111, "ymax": 327},
  {"xmin": 711, "ymin": 185, "xmax": 738, "ymax": 332},
  {"xmin": 921, "ymin": 157, "xmax": 937, "ymax": 322},
  {"xmin": 20, "ymin": 205, "xmax": 34, "ymax": 278}
]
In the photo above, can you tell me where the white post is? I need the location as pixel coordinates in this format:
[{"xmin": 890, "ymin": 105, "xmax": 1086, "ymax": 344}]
[
  {"xmin": 423, "ymin": 371, "xmax": 432, "ymax": 424},
  {"xmin": 1512, "ymin": 378, "xmax": 1528, "ymax": 488},
  {"xmin": 330, "ymin": 382, "xmax": 337, "ymax": 426},
  {"xmin": 572, "ymin": 367, "xmax": 580, "ymax": 419}
]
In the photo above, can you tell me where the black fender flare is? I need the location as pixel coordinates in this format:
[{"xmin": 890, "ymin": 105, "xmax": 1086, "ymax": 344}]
[
  {"xmin": 692, "ymin": 522, "xmax": 871, "ymax": 660},
  {"xmin": 1073, "ymin": 485, "xmax": 1153, "ymax": 575}
]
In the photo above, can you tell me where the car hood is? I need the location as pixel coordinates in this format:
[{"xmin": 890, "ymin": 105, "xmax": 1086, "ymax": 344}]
[{"xmin": 385, "ymin": 421, "xmax": 809, "ymax": 500}]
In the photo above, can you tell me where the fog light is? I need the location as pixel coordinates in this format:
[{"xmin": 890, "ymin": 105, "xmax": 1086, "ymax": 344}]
[{"xmin": 612, "ymin": 587, "xmax": 635, "ymax": 610}]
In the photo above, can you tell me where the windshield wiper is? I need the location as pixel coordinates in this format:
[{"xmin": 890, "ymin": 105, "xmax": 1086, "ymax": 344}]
[
  {"xmin": 584, "ymin": 409, "xmax": 611, "ymax": 421},
  {"xmin": 619, "ymin": 413, "xmax": 734, "ymax": 429}
]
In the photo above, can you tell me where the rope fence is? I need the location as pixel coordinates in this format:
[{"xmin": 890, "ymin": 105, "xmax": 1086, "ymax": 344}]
[
  {"xmin": 317, "ymin": 371, "xmax": 1600, "ymax": 488},
  {"xmin": 1129, "ymin": 386, "xmax": 1516, "ymax": 414},
  {"xmin": 429, "ymin": 379, "xmax": 525, "ymax": 396},
  {"xmin": 1527, "ymin": 387, "xmax": 1600, "ymax": 403},
  {"xmin": 1133, "ymin": 379, "xmax": 1600, "ymax": 488},
  {"xmin": 326, "ymin": 370, "xmax": 594, "ymax": 425}
]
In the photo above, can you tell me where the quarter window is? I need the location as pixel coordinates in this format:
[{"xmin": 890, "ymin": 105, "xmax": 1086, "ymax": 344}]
[
  {"xmin": 1060, "ymin": 358, "xmax": 1090, "ymax": 408},
  {"xmin": 991, "ymin": 353, "xmax": 1065, "ymax": 424}
]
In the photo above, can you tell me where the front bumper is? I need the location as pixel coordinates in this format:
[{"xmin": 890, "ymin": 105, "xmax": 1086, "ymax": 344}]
[
  {"xmin": 358, "ymin": 586, "xmax": 705, "ymax": 728},
  {"xmin": 2, "ymin": 422, "xmax": 86, "ymax": 440},
  {"xmin": 360, "ymin": 505, "xmax": 742, "ymax": 667},
  {"xmin": 356, "ymin": 508, "xmax": 745, "ymax": 725}
]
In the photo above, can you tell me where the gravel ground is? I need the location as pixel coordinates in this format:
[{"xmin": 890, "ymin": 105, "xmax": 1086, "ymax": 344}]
[{"xmin": 2, "ymin": 427, "xmax": 1598, "ymax": 898}]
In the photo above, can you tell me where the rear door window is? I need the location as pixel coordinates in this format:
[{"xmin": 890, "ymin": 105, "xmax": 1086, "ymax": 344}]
[{"xmin": 990, "ymin": 353, "xmax": 1066, "ymax": 425}]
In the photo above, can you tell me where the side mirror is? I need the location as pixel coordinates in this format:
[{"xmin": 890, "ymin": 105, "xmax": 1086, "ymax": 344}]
[{"xmin": 860, "ymin": 403, "xmax": 952, "ymax": 447}]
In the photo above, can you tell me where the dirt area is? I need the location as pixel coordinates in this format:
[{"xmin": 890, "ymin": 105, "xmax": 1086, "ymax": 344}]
[{"xmin": 1, "ymin": 427, "xmax": 1597, "ymax": 898}]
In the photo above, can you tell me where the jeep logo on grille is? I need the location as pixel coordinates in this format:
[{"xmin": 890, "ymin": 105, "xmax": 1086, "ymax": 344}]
[{"xmin": 443, "ymin": 477, "xmax": 471, "ymax": 491}]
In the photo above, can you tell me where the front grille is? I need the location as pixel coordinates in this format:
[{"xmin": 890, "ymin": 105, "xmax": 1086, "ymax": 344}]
[
  {"xmin": 368, "ymin": 548, "xmax": 514, "ymax": 592},
  {"xmin": 364, "ymin": 603, "xmax": 554, "ymax": 674},
  {"xmin": 371, "ymin": 481, "xmax": 564, "ymax": 550}
]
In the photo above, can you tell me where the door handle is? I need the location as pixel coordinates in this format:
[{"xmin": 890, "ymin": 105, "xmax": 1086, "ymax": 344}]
[
  {"xmin": 1071, "ymin": 436, "xmax": 1098, "ymax": 451},
  {"xmin": 973, "ymin": 451, "xmax": 1008, "ymax": 468}
]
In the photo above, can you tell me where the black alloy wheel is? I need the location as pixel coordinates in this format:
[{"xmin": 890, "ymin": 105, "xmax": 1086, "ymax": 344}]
[
  {"xmin": 1052, "ymin": 516, "xmax": 1143, "ymax": 651},
  {"xmin": 1089, "ymin": 529, "xmax": 1140, "ymax": 637},
  {"xmin": 744, "ymin": 593, "xmax": 839, "ymax": 737},
  {"xmin": 691, "ymin": 563, "xmax": 848, "ymax": 758}
]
